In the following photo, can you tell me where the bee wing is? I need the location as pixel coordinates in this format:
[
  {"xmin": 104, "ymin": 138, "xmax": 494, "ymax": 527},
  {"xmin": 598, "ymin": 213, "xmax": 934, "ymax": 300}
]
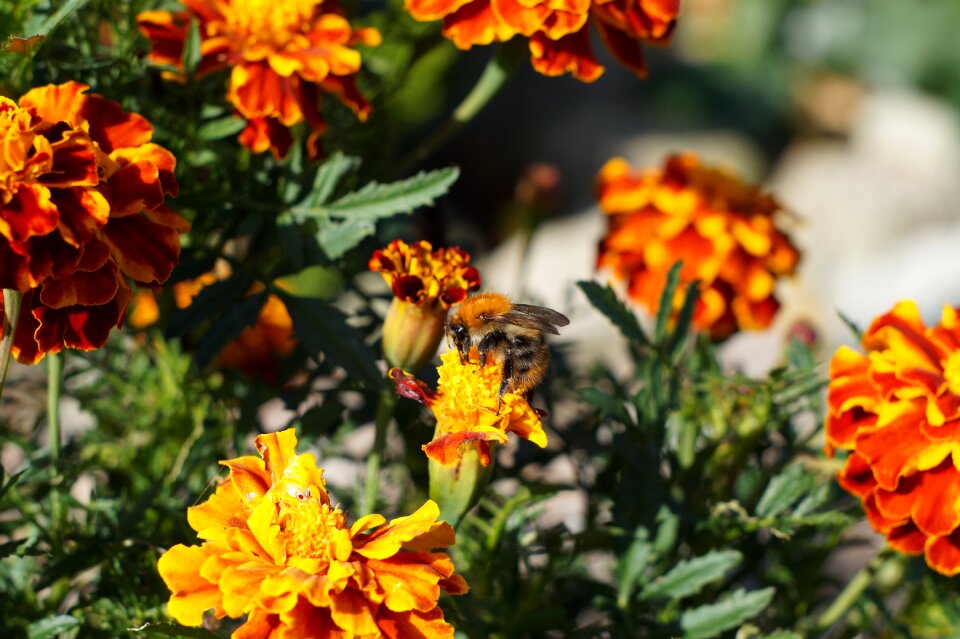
[{"xmin": 495, "ymin": 304, "xmax": 570, "ymax": 335}]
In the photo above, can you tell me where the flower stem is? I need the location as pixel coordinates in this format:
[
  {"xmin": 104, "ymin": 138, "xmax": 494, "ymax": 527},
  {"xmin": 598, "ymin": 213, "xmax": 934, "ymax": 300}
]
[
  {"xmin": 392, "ymin": 40, "xmax": 525, "ymax": 178},
  {"xmin": 362, "ymin": 388, "xmax": 395, "ymax": 515},
  {"xmin": 814, "ymin": 548, "xmax": 892, "ymax": 630},
  {"xmin": 47, "ymin": 350, "xmax": 65, "ymax": 534},
  {"xmin": 0, "ymin": 289, "xmax": 23, "ymax": 400}
]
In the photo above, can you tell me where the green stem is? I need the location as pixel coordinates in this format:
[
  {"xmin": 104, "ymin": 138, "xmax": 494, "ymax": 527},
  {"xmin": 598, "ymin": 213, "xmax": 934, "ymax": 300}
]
[
  {"xmin": 814, "ymin": 548, "xmax": 892, "ymax": 630},
  {"xmin": 392, "ymin": 40, "xmax": 525, "ymax": 178},
  {"xmin": 0, "ymin": 289, "xmax": 23, "ymax": 400},
  {"xmin": 362, "ymin": 389, "xmax": 395, "ymax": 515},
  {"xmin": 47, "ymin": 350, "xmax": 65, "ymax": 534}
]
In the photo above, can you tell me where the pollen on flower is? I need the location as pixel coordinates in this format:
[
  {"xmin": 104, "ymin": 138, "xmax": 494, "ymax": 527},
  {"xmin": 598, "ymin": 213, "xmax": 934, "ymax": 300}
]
[
  {"xmin": 369, "ymin": 239, "xmax": 480, "ymax": 309},
  {"xmin": 279, "ymin": 497, "xmax": 348, "ymax": 560}
]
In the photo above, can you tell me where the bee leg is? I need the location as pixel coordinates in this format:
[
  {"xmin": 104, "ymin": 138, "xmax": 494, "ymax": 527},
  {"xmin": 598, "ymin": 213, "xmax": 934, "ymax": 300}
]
[
  {"xmin": 477, "ymin": 331, "xmax": 500, "ymax": 370},
  {"xmin": 496, "ymin": 351, "xmax": 513, "ymax": 414}
]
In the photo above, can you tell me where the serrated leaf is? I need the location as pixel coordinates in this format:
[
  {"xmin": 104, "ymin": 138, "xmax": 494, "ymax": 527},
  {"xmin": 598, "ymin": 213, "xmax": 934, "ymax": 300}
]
[
  {"xmin": 756, "ymin": 465, "xmax": 813, "ymax": 519},
  {"xmin": 277, "ymin": 212, "xmax": 305, "ymax": 271},
  {"xmin": 640, "ymin": 550, "xmax": 742, "ymax": 601},
  {"xmin": 323, "ymin": 167, "xmax": 459, "ymax": 219},
  {"xmin": 654, "ymin": 261, "xmax": 683, "ymax": 344},
  {"xmin": 182, "ymin": 18, "xmax": 202, "ymax": 75},
  {"xmin": 316, "ymin": 217, "xmax": 376, "ymax": 260},
  {"xmin": 166, "ymin": 277, "xmax": 247, "ymax": 339},
  {"xmin": 132, "ymin": 621, "xmax": 223, "ymax": 638},
  {"xmin": 194, "ymin": 291, "xmax": 268, "ymax": 369},
  {"xmin": 680, "ymin": 587, "xmax": 775, "ymax": 639},
  {"xmin": 301, "ymin": 152, "xmax": 362, "ymax": 208},
  {"xmin": 577, "ymin": 281, "xmax": 649, "ymax": 346},
  {"xmin": 28, "ymin": 615, "xmax": 79, "ymax": 639},
  {"xmin": 197, "ymin": 116, "xmax": 246, "ymax": 141},
  {"xmin": 278, "ymin": 293, "xmax": 380, "ymax": 385}
]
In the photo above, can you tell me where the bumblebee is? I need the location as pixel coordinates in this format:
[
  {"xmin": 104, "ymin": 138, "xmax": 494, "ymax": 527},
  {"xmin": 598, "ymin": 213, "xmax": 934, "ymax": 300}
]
[{"xmin": 446, "ymin": 292, "xmax": 569, "ymax": 401}]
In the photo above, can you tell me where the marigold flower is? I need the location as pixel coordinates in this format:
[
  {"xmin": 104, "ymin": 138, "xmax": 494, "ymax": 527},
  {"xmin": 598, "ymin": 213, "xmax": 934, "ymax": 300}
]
[
  {"xmin": 137, "ymin": 0, "xmax": 381, "ymax": 158},
  {"xmin": 826, "ymin": 301, "xmax": 960, "ymax": 576},
  {"xmin": 158, "ymin": 428, "xmax": 468, "ymax": 637},
  {"xmin": 404, "ymin": 0, "xmax": 679, "ymax": 82},
  {"xmin": 391, "ymin": 348, "xmax": 547, "ymax": 466},
  {"xmin": 596, "ymin": 154, "xmax": 800, "ymax": 340},
  {"xmin": 370, "ymin": 240, "xmax": 480, "ymax": 370},
  {"xmin": 0, "ymin": 82, "xmax": 185, "ymax": 363}
]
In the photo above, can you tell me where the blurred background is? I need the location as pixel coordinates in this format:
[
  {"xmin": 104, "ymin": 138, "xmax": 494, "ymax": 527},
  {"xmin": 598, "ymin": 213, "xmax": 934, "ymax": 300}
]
[{"xmin": 402, "ymin": 0, "xmax": 960, "ymax": 375}]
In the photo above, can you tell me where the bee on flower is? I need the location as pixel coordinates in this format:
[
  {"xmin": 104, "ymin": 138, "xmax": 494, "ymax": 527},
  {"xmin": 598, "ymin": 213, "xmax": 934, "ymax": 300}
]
[
  {"xmin": 158, "ymin": 428, "xmax": 468, "ymax": 637},
  {"xmin": 596, "ymin": 153, "xmax": 800, "ymax": 340}
]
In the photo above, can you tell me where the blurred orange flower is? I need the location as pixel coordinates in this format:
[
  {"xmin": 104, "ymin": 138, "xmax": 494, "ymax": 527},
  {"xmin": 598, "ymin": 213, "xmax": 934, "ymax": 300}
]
[
  {"xmin": 827, "ymin": 301, "xmax": 960, "ymax": 576},
  {"xmin": 370, "ymin": 240, "xmax": 480, "ymax": 370},
  {"xmin": 158, "ymin": 428, "xmax": 468, "ymax": 637},
  {"xmin": 0, "ymin": 82, "xmax": 185, "ymax": 363},
  {"xmin": 137, "ymin": 0, "xmax": 381, "ymax": 158},
  {"xmin": 596, "ymin": 154, "xmax": 800, "ymax": 340},
  {"xmin": 391, "ymin": 348, "xmax": 546, "ymax": 465},
  {"xmin": 131, "ymin": 270, "xmax": 297, "ymax": 382},
  {"xmin": 405, "ymin": 0, "xmax": 679, "ymax": 82}
]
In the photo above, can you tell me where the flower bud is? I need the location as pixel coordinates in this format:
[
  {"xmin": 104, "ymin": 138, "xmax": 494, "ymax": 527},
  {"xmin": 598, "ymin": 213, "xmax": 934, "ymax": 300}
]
[{"xmin": 381, "ymin": 298, "xmax": 447, "ymax": 371}]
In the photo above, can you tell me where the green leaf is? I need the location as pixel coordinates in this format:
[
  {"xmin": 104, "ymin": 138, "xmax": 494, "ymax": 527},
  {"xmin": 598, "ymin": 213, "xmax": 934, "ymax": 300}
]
[
  {"xmin": 28, "ymin": 615, "xmax": 80, "ymax": 639},
  {"xmin": 639, "ymin": 550, "xmax": 742, "ymax": 601},
  {"xmin": 616, "ymin": 527, "xmax": 652, "ymax": 607},
  {"xmin": 182, "ymin": 17, "xmax": 202, "ymax": 75},
  {"xmin": 132, "ymin": 621, "xmax": 223, "ymax": 639},
  {"xmin": 301, "ymin": 152, "xmax": 362, "ymax": 208},
  {"xmin": 667, "ymin": 279, "xmax": 700, "ymax": 361},
  {"xmin": 576, "ymin": 281, "xmax": 649, "ymax": 346},
  {"xmin": 197, "ymin": 117, "xmax": 247, "ymax": 141},
  {"xmin": 680, "ymin": 587, "xmax": 775, "ymax": 639},
  {"xmin": 316, "ymin": 217, "xmax": 376, "ymax": 260},
  {"xmin": 755, "ymin": 464, "xmax": 813, "ymax": 519},
  {"xmin": 762, "ymin": 631, "xmax": 802, "ymax": 639},
  {"xmin": 836, "ymin": 309, "xmax": 864, "ymax": 342},
  {"xmin": 0, "ymin": 466, "xmax": 27, "ymax": 500},
  {"xmin": 277, "ymin": 212, "xmax": 305, "ymax": 271},
  {"xmin": 322, "ymin": 167, "xmax": 459, "ymax": 219},
  {"xmin": 576, "ymin": 388, "xmax": 631, "ymax": 424},
  {"xmin": 194, "ymin": 291, "xmax": 268, "ymax": 369},
  {"xmin": 278, "ymin": 292, "xmax": 381, "ymax": 385},
  {"xmin": 26, "ymin": 0, "xmax": 89, "ymax": 37},
  {"xmin": 654, "ymin": 261, "xmax": 683, "ymax": 344}
]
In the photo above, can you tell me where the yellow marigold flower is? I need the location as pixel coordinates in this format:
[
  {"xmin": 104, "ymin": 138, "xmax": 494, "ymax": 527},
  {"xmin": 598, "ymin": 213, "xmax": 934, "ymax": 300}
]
[
  {"xmin": 391, "ymin": 348, "xmax": 547, "ymax": 466},
  {"xmin": 137, "ymin": 0, "xmax": 381, "ymax": 158},
  {"xmin": 596, "ymin": 154, "xmax": 800, "ymax": 340},
  {"xmin": 827, "ymin": 301, "xmax": 960, "ymax": 576},
  {"xmin": 370, "ymin": 240, "xmax": 481, "ymax": 370},
  {"xmin": 158, "ymin": 428, "xmax": 468, "ymax": 637}
]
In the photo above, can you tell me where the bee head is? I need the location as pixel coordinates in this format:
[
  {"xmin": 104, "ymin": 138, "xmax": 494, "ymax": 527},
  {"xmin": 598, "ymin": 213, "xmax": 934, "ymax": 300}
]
[{"xmin": 446, "ymin": 318, "xmax": 469, "ymax": 363}]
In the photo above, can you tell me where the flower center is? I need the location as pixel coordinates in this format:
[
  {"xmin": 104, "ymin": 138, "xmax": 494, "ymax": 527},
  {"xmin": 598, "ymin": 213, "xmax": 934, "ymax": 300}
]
[
  {"xmin": 278, "ymin": 490, "xmax": 347, "ymax": 560},
  {"xmin": 0, "ymin": 99, "xmax": 45, "ymax": 203},
  {"xmin": 221, "ymin": 0, "xmax": 322, "ymax": 48}
]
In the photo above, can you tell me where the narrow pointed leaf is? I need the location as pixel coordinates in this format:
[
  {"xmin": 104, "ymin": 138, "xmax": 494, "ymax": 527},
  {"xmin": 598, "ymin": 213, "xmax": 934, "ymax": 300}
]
[
  {"xmin": 302, "ymin": 152, "xmax": 362, "ymax": 208},
  {"xmin": 577, "ymin": 281, "xmax": 649, "ymax": 346},
  {"xmin": 323, "ymin": 167, "xmax": 459, "ymax": 219},
  {"xmin": 680, "ymin": 587, "xmax": 775, "ymax": 639},
  {"xmin": 654, "ymin": 261, "xmax": 683, "ymax": 344},
  {"xmin": 756, "ymin": 464, "xmax": 814, "ymax": 519}
]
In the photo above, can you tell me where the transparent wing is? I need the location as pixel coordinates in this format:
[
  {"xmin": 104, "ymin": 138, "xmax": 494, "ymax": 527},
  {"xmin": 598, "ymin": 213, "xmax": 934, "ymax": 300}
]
[{"xmin": 493, "ymin": 303, "xmax": 570, "ymax": 335}]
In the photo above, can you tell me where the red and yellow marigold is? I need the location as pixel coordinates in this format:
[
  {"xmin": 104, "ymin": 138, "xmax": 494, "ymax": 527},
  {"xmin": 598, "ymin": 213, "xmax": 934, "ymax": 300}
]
[
  {"xmin": 370, "ymin": 240, "xmax": 480, "ymax": 370},
  {"xmin": 596, "ymin": 154, "xmax": 800, "ymax": 340},
  {"xmin": 159, "ymin": 428, "xmax": 468, "ymax": 637},
  {"xmin": 0, "ymin": 82, "xmax": 185, "ymax": 363},
  {"xmin": 137, "ymin": 0, "xmax": 381, "ymax": 158},
  {"xmin": 827, "ymin": 301, "xmax": 960, "ymax": 576},
  {"xmin": 391, "ymin": 348, "xmax": 546, "ymax": 465},
  {"xmin": 405, "ymin": 0, "xmax": 680, "ymax": 82}
]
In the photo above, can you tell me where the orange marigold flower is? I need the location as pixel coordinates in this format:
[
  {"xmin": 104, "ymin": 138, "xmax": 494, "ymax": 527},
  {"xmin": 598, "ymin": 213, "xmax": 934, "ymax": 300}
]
[
  {"xmin": 137, "ymin": 0, "xmax": 381, "ymax": 158},
  {"xmin": 826, "ymin": 301, "xmax": 960, "ymax": 576},
  {"xmin": 370, "ymin": 240, "xmax": 480, "ymax": 370},
  {"xmin": 391, "ymin": 348, "xmax": 547, "ymax": 465},
  {"xmin": 596, "ymin": 154, "xmax": 800, "ymax": 340},
  {"xmin": 0, "ymin": 82, "xmax": 185, "ymax": 364},
  {"xmin": 405, "ymin": 0, "xmax": 679, "ymax": 82},
  {"xmin": 158, "ymin": 428, "xmax": 468, "ymax": 637}
]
